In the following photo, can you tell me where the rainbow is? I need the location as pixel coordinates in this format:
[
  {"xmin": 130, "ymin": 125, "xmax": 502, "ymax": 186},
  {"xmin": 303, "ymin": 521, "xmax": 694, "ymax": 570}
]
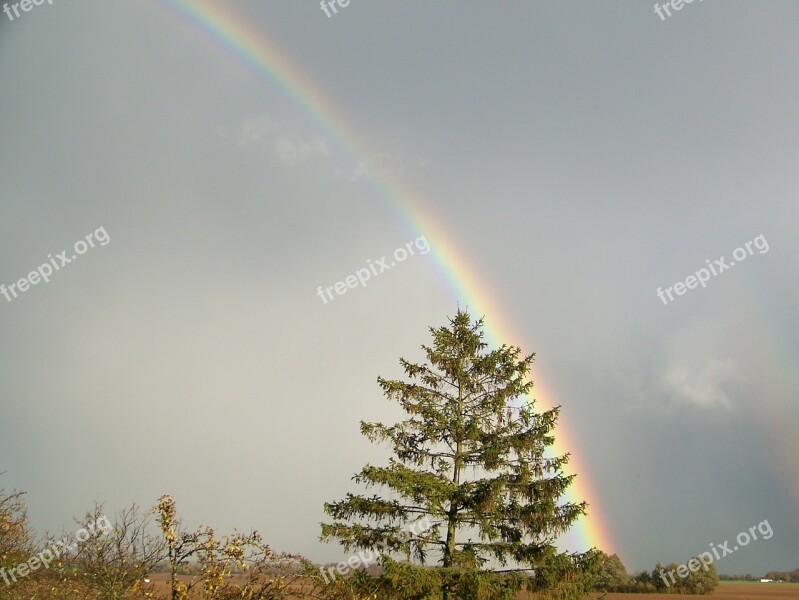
[{"xmin": 154, "ymin": 0, "xmax": 616, "ymax": 556}]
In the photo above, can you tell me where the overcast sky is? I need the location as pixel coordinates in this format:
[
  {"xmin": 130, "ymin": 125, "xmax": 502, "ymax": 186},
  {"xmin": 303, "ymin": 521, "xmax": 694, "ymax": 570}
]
[{"xmin": 1, "ymin": 0, "xmax": 797, "ymax": 575}]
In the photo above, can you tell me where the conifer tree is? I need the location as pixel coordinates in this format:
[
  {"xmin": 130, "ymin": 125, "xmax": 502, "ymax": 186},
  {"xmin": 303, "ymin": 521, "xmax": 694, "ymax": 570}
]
[{"xmin": 321, "ymin": 310, "xmax": 597, "ymax": 599}]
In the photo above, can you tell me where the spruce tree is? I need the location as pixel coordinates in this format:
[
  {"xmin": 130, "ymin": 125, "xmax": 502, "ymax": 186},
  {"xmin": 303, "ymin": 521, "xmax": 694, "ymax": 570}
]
[{"xmin": 321, "ymin": 310, "xmax": 597, "ymax": 599}]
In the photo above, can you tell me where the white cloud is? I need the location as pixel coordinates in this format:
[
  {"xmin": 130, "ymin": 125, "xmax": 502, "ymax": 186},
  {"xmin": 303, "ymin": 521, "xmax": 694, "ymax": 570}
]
[
  {"xmin": 347, "ymin": 152, "xmax": 404, "ymax": 182},
  {"xmin": 662, "ymin": 357, "xmax": 739, "ymax": 409},
  {"xmin": 268, "ymin": 136, "xmax": 329, "ymax": 166},
  {"xmin": 235, "ymin": 115, "xmax": 330, "ymax": 166},
  {"xmin": 237, "ymin": 115, "xmax": 277, "ymax": 144},
  {"xmin": 618, "ymin": 311, "xmax": 750, "ymax": 413}
]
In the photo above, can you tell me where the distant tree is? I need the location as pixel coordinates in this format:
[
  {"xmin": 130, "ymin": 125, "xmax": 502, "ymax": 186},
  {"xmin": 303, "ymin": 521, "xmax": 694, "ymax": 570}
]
[
  {"xmin": 593, "ymin": 552, "xmax": 629, "ymax": 591},
  {"xmin": 653, "ymin": 562, "xmax": 681, "ymax": 593},
  {"xmin": 764, "ymin": 568, "xmax": 799, "ymax": 583},
  {"xmin": 633, "ymin": 569, "xmax": 653, "ymax": 588},
  {"xmin": 682, "ymin": 557, "xmax": 718, "ymax": 594},
  {"xmin": 653, "ymin": 558, "xmax": 717, "ymax": 595},
  {"xmin": 321, "ymin": 310, "xmax": 598, "ymax": 600}
]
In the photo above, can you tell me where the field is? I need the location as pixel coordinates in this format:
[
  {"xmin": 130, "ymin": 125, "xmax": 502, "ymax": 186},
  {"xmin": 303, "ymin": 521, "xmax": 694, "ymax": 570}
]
[
  {"xmin": 597, "ymin": 583, "xmax": 799, "ymax": 600},
  {"xmin": 145, "ymin": 574, "xmax": 799, "ymax": 599}
]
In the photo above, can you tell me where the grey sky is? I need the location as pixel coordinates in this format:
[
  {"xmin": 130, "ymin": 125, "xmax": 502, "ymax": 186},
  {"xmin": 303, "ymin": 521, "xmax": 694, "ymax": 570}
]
[{"xmin": 1, "ymin": 0, "xmax": 797, "ymax": 574}]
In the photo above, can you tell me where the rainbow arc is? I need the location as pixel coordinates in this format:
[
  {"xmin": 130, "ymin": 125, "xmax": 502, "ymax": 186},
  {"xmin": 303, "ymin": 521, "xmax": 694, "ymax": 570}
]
[{"xmin": 156, "ymin": 0, "xmax": 617, "ymax": 555}]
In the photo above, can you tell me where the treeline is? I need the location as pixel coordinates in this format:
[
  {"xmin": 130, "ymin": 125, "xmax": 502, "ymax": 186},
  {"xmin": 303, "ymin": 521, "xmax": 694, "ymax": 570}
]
[
  {"xmin": 594, "ymin": 552, "xmax": 799, "ymax": 594},
  {"xmin": 8, "ymin": 483, "xmax": 794, "ymax": 600},
  {"xmin": 720, "ymin": 569, "xmax": 799, "ymax": 582},
  {"xmin": 593, "ymin": 552, "xmax": 719, "ymax": 595}
]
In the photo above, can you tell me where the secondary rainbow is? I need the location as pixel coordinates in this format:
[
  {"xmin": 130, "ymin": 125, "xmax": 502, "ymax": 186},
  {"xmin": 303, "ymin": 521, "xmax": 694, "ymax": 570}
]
[{"xmin": 155, "ymin": 0, "xmax": 617, "ymax": 555}]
